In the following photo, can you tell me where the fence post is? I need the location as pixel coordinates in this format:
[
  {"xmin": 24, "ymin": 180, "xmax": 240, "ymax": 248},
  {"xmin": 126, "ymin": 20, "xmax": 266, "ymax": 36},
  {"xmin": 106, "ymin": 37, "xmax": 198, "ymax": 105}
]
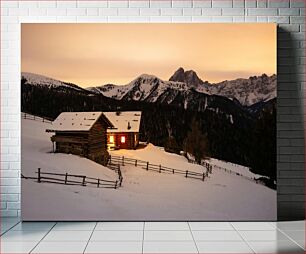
[
  {"xmin": 64, "ymin": 173, "xmax": 68, "ymax": 184},
  {"xmin": 97, "ymin": 179, "xmax": 100, "ymax": 188},
  {"xmin": 115, "ymin": 180, "xmax": 118, "ymax": 189},
  {"xmin": 82, "ymin": 176, "xmax": 86, "ymax": 186},
  {"xmin": 202, "ymin": 173, "xmax": 205, "ymax": 181},
  {"xmin": 37, "ymin": 168, "xmax": 41, "ymax": 183},
  {"xmin": 159, "ymin": 165, "xmax": 161, "ymax": 173},
  {"xmin": 122, "ymin": 156, "xmax": 124, "ymax": 166},
  {"xmin": 135, "ymin": 160, "xmax": 137, "ymax": 167},
  {"xmin": 146, "ymin": 162, "xmax": 149, "ymax": 170},
  {"xmin": 119, "ymin": 177, "xmax": 122, "ymax": 187},
  {"xmin": 172, "ymin": 168, "xmax": 175, "ymax": 174},
  {"xmin": 185, "ymin": 170, "xmax": 188, "ymax": 178}
]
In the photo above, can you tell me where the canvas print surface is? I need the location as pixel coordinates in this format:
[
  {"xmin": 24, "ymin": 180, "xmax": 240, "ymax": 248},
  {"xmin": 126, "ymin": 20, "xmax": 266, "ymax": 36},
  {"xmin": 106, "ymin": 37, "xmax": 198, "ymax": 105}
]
[{"xmin": 21, "ymin": 24, "xmax": 277, "ymax": 221}]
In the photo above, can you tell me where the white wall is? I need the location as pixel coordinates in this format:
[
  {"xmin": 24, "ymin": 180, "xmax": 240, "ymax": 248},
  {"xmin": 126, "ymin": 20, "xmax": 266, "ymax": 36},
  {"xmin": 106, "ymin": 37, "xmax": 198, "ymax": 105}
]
[{"xmin": 1, "ymin": 0, "xmax": 305, "ymax": 219}]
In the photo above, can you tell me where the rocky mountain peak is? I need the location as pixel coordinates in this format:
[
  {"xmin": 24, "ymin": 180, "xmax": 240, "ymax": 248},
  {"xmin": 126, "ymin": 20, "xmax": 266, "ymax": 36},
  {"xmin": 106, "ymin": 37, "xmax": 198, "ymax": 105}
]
[
  {"xmin": 169, "ymin": 68, "xmax": 204, "ymax": 88},
  {"xmin": 169, "ymin": 67, "xmax": 185, "ymax": 82}
]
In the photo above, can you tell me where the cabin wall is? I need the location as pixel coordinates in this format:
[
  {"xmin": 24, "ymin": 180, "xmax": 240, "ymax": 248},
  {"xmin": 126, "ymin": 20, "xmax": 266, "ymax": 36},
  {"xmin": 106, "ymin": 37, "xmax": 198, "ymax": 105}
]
[
  {"xmin": 88, "ymin": 118, "xmax": 109, "ymax": 164},
  {"xmin": 50, "ymin": 118, "xmax": 110, "ymax": 165},
  {"xmin": 51, "ymin": 132, "xmax": 89, "ymax": 156},
  {"xmin": 107, "ymin": 132, "xmax": 139, "ymax": 150}
]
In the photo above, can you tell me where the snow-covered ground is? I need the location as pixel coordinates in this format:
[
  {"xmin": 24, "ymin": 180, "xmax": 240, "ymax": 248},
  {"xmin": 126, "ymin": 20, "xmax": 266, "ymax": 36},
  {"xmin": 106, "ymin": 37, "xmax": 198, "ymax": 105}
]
[
  {"xmin": 206, "ymin": 158, "xmax": 264, "ymax": 179},
  {"xmin": 22, "ymin": 117, "xmax": 276, "ymax": 221},
  {"xmin": 110, "ymin": 144, "xmax": 205, "ymax": 174}
]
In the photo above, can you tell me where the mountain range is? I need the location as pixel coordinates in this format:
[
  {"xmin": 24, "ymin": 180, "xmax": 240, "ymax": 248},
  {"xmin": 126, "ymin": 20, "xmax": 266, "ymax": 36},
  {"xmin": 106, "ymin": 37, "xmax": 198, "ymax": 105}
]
[{"xmin": 86, "ymin": 68, "xmax": 276, "ymax": 107}]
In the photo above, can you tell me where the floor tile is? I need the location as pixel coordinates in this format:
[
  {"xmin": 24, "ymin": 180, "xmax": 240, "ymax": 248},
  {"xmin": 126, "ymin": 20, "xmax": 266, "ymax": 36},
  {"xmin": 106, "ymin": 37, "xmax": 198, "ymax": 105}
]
[
  {"xmin": 42, "ymin": 230, "xmax": 92, "ymax": 242},
  {"xmin": 282, "ymin": 230, "xmax": 305, "ymax": 249},
  {"xmin": 249, "ymin": 240, "xmax": 304, "ymax": 253},
  {"xmin": 0, "ymin": 230, "xmax": 47, "ymax": 242},
  {"xmin": 85, "ymin": 241, "xmax": 143, "ymax": 253},
  {"xmin": 1, "ymin": 225, "xmax": 16, "ymax": 235},
  {"xmin": 231, "ymin": 222, "xmax": 276, "ymax": 231},
  {"xmin": 239, "ymin": 230, "xmax": 291, "ymax": 241},
  {"xmin": 32, "ymin": 241, "xmax": 87, "ymax": 253},
  {"xmin": 52, "ymin": 222, "xmax": 96, "ymax": 231},
  {"xmin": 11, "ymin": 222, "xmax": 55, "ymax": 231},
  {"xmin": 145, "ymin": 222, "xmax": 190, "ymax": 230},
  {"xmin": 192, "ymin": 230, "xmax": 243, "ymax": 241},
  {"xmin": 197, "ymin": 241, "xmax": 253, "ymax": 253},
  {"xmin": 189, "ymin": 222, "xmax": 234, "ymax": 231},
  {"xmin": 144, "ymin": 230, "xmax": 193, "ymax": 241},
  {"xmin": 0, "ymin": 241, "xmax": 37, "ymax": 253},
  {"xmin": 90, "ymin": 230, "xmax": 143, "ymax": 241},
  {"xmin": 282, "ymin": 230, "xmax": 305, "ymax": 242},
  {"xmin": 96, "ymin": 222, "xmax": 144, "ymax": 231},
  {"xmin": 1, "ymin": 220, "xmax": 21, "ymax": 235},
  {"xmin": 1, "ymin": 222, "xmax": 21, "ymax": 230},
  {"xmin": 143, "ymin": 241, "xmax": 198, "ymax": 253},
  {"xmin": 276, "ymin": 221, "xmax": 305, "ymax": 231}
]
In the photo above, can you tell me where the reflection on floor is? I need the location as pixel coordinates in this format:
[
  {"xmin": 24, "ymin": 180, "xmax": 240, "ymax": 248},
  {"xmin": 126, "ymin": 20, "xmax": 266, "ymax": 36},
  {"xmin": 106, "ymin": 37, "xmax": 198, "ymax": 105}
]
[{"xmin": 1, "ymin": 218, "xmax": 305, "ymax": 253}]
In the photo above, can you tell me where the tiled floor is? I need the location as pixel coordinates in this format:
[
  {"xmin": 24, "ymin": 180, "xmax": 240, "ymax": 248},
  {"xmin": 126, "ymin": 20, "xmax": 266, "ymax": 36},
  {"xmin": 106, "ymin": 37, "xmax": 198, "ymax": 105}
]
[{"xmin": 0, "ymin": 219, "xmax": 304, "ymax": 253}]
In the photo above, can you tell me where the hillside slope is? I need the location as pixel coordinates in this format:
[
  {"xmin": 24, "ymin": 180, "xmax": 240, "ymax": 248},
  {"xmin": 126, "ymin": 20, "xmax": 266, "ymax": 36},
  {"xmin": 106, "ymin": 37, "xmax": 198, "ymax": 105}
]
[{"xmin": 22, "ymin": 118, "xmax": 276, "ymax": 220}]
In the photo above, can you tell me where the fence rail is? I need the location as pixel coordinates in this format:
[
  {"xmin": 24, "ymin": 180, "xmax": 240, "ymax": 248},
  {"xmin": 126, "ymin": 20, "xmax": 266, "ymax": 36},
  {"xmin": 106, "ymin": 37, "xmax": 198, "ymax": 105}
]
[
  {"xmin": 187, "ymin": 156, "xmax": 267, "ymax": 187},
  {"xmin": 22, "ymin": 168, "xmax": 120, "ymax": 189},
  {"xmin": 212, "ymin": 164, "xmax": 262, "ymax": 185},
  {"xmin": 108, "ymin": 155, "xmax": 210, "ymax": 182},
  {"xmin": 106, "ymin": 162, "xmax": 123, "ymax": 187},
  {"xmin": 21, "ymin": 112, "xmax": 53, "ymax": 124}
]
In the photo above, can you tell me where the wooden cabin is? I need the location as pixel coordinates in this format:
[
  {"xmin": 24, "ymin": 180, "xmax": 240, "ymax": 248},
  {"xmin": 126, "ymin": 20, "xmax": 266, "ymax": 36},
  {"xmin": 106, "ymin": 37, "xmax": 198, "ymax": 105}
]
[
  {"xmin": 103, "ymin": 111, "xmax": 142, "ymax": 150},
  {"xmin": 46, "ymin": 112, "xmax": 114, "ymax": 165}
]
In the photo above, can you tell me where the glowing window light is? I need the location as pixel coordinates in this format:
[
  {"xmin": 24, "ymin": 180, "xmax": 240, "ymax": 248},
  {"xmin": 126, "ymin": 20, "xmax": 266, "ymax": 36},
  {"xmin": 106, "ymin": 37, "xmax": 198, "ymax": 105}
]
[
  {"xmin": 109, "ymin": 135, "xmax": 114, "ymax": 143},
  {"xmin": 121, "ymin": 136, "xmax": 126, "ymax": 143}
]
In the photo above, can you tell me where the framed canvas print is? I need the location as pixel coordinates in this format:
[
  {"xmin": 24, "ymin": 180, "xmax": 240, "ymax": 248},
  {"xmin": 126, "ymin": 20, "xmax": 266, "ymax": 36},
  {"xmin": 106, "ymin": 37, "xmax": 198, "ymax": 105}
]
[{"xmin": 21, "ymin": 24, "xmax": 277, "ymax": 221}]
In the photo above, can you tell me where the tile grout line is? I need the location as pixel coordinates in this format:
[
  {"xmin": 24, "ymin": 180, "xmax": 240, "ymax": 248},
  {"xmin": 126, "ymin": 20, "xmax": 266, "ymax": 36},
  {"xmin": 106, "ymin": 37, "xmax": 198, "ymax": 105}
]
[
  {"xmin": 268, "ymin": 221, "xmax": 277, "ymax": 229},
  {"xmin": 29, "ymin": 222, "xmax": 57, "ymax": 254},
  {"xmin": 141, "ymin": 221, "xmax": 145, "ymax": 254},
  {"xmin": 83, "ymin": 222, "xmax": 97, "ymax": 254},
  {"xmin": 276, "ymin": 227, "xmax": 305, "ymax": 251},
  {"xmin": 187, "ymin": 222, "xmax": 200, "ymax": 254},
  {"xmin": 0, "ymin": 220, "xmax": 21, "ymax": 236},
  {"xmin": 229, "ymin": 222, "xmax": 256, "ymax": 254}
]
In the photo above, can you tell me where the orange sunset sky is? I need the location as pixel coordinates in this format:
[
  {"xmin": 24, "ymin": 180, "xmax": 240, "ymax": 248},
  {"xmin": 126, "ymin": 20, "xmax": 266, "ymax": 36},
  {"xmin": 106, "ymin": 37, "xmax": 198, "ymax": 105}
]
[{"xmin": 21, "ymin": 23, "xmax": 276, "ymax": 88}]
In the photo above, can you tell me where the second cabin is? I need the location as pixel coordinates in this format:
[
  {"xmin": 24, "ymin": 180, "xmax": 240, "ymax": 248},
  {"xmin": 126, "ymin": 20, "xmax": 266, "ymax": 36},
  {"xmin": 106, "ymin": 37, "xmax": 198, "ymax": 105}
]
[
  {"xmin": 104, "ymin": 111, "xmax": 142, "ymax": 150},
  {"xmin": 46, "ymin": 112, "xmax": 114, "ymax": 165}
]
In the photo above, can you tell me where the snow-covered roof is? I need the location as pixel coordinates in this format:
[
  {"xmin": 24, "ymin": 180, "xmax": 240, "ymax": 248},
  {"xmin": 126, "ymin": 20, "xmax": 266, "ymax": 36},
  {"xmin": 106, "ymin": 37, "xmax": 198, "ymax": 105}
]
[
  {"xmin": 104, "ymin": 111, "xmax": 142, "ymax": 133},
  {"xmin": 47, "ymin": 112, "xmax": 113, "ymax": 132}
]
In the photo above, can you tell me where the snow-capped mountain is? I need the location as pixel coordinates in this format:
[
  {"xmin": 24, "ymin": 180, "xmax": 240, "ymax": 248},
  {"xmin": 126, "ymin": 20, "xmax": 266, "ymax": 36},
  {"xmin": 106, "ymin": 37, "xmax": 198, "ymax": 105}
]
[
  {"xmin": 195, "ymin": 74, "xmax": 277, "ymax": 106},
  {"xmin": 87, "ymin": 74, "xmax": 189, "ymax": 103},
  {"xmin": 21, "ymin": 72, "xmax": 91, "ymax": 94},
  {"xmin": 88, "ymin": 68, "xmax": 276, "ymax": 106}
]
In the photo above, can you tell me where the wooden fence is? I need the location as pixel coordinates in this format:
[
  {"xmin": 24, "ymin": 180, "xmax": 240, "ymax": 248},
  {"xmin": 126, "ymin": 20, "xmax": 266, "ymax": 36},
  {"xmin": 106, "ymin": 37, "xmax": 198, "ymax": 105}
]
[
  {"xmin": 108, "ymin": 155, "xmax": 210, "ymax": 182},
  {"xmin": 213, "ymin": 164, "xmax": 262, "ymax": 185},
  {"xmin": 21, "ymin": 112, "xmax": 53, "ymax": 124},
  {"xmin": 187, "ymin": 156, "xmax": 267, "ymax": 187},
  {"xmin": 22, "ymin": 168, "xmax": 120, "ymax": 189},
  {"xmin": 106, "ymin": 162, "xmax": 123, "ymax": 187}
]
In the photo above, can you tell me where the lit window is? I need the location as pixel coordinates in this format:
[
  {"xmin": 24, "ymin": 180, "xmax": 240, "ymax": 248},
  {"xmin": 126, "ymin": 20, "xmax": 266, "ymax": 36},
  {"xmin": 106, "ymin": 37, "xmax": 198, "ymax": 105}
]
[
  {"xmin": 121, "ymin": 136, "xmax": 126, "ymax": 143},
  {"xmin": 109, "ymin": 135, "xmax": 114, "ymax": 143}
]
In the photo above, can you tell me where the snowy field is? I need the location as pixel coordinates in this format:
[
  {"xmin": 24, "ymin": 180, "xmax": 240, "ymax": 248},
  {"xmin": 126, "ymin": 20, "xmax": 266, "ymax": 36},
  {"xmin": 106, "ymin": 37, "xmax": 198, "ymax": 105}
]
[
  {"xmin": 110, "ymin": 143, "xmax": 205, "ymax": 174},
  {"xmin": 206, "ymin": 158, "xmax": 264, "ymax": 179},
  {"xmin": 22, "ymin": 117, "xmax": 276, "ymax": 221}
]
